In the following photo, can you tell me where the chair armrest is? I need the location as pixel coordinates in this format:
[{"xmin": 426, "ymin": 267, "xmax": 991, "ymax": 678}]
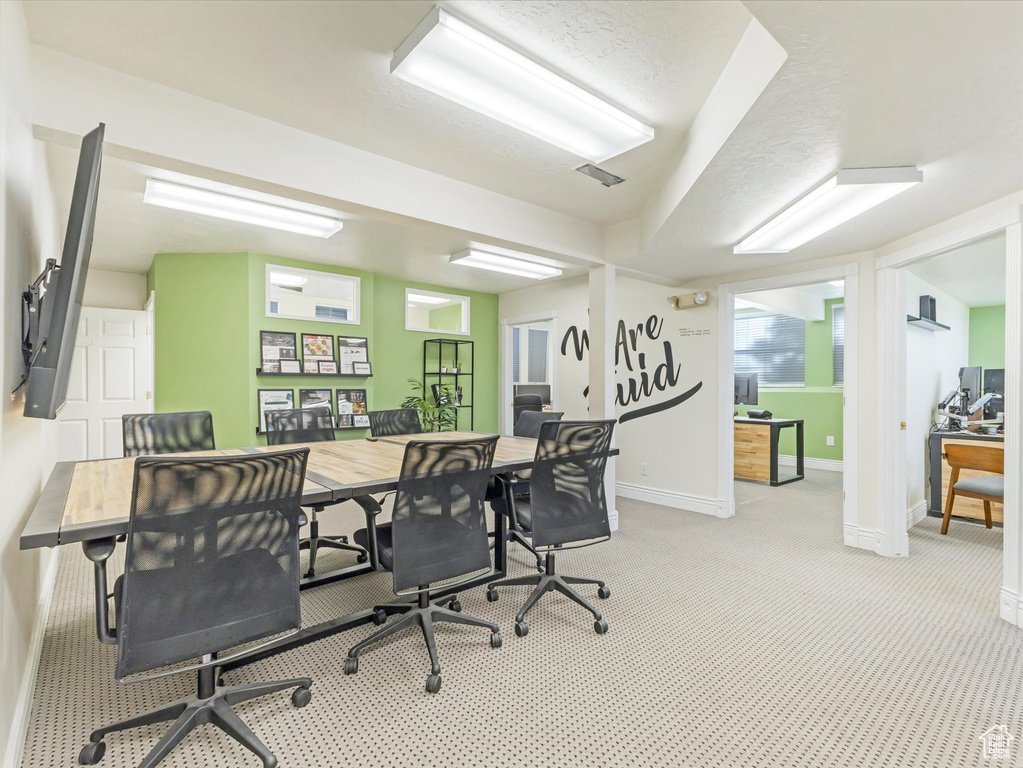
[
  {"xmin": 495, "ymin": 473, "xmax": 527, "ymax": 530},
  {"xmin": 82, "ymin": 537, "xmax": 118, "ymax": 645},
  {"xmin": 352, "ymin": 496, "xmax": 384, "ymax": 570}
]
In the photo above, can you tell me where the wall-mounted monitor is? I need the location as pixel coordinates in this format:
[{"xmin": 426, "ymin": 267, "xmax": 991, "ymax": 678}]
[
  {"xmin": 22, "ymin": 123, "xmax": 104, "ymax": 419},
  {"xmin": 734, "ymin": 372, "xmax": 758, "ymax": 405}
]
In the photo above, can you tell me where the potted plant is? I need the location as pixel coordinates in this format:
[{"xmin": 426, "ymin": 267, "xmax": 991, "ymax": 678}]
[{"xmin": 400, "ymin": 378, "xmax": 457, "ymax": 432}]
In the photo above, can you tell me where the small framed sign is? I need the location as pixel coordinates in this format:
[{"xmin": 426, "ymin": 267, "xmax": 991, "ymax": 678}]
[
  {"xmin": 336, "ymin": 388, "xmax": 367, "ymax": 428},
  {"xmin": 319, "ymin": 361, "xmax": 338, "ymax": 374},
  {"xmin": 303, "ymin": 360, "xmax": 319, "ymax": 374},
  {"xmin": 352, "ymin": 413, "xmax": 370, "ymax": 429},
  {"xmin": 281, "ymin": 360, "xmax": 301, "ymax": 374},
  {"xmin": 336, "ymin": 336, "xmax": 369, "ymax": 374},
  {"xmin": 302, "ymin": 333, "xmax": 334, "ymax": 361},
  {"xmin": 258, "ymin": 389, "xmax": 294, "ymax": 433},
  {"xmin": 262, "ymin": 361, "xmax": 281, "ymax": 374},
  {"xmin": 260, "ymin": 330, "xmax": 297, "ymax": 368},
  {"xmin": 353, "ymin": 361, "xmax": 372, "ymax": 376}
]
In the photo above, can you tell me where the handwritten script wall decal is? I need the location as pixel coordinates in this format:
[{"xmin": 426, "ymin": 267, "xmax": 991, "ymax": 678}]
[{"xmin": 561, "ymin": 314, "xmax": 703, "ymax": 423}]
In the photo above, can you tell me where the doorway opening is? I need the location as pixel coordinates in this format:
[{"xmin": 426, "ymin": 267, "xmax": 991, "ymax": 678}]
[{"xmin": 500, "ymin": 313, "xmax": 557, "ymax": 435}]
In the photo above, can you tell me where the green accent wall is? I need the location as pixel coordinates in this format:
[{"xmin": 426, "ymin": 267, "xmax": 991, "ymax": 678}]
[
  {"xmin": 969, "ymin": 305, "xmax": 1005, "ymax": 370},
  {"xmin": 150, "ymin": 253, "xmax": 498, "ymax": 449},
  {"xmin": 736, "ymin": 298, "xmax": 844, "ymax": 461}
]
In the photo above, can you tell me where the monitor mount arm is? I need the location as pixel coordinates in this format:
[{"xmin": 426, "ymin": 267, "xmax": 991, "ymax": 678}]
[{"xmin": 15, "ymin": 259, "xmax": 59, "ymax": 397}]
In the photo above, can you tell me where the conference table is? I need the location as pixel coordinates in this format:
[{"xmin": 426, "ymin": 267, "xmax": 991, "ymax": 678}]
[{"xmin": 19, "ymin": 431, "xmax": 552, "ymax": 672}]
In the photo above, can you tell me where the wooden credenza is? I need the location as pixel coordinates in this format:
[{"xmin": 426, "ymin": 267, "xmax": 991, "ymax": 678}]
[
  {"xmin": 734, "ymin": 418, "xmax": 804, "ymax": 486},
  {"xmin": 928, "ymin": 431, "xmax": 1005, "ymax": 524}
]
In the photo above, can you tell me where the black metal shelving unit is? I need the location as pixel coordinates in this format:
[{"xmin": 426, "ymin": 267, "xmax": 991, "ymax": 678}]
[{"xmin": 424, "ymin": 338, "xmax": 474, "ymax": 431}]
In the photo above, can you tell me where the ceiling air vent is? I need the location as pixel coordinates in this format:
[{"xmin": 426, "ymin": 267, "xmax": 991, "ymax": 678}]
[{"xmin": 575, "ymin": 164, "xmax": 626, "ymax": 187}]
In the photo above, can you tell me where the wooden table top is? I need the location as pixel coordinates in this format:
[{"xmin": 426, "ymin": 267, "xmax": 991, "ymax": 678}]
[{"xmin": 21, "ymin": 432, "xmax": 542, "ymax": 549}]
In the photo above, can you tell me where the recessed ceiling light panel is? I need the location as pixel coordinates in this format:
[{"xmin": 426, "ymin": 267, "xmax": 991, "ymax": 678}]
[
  {"xmin": 734, "ymin": 167, "xmax": 922, "ymax": 254},
  {"xmin": 450, "ymin": 248, "xmax": 562, "ymax": 280},
  {"xmin": 391, "ymin": 7, "xmax": 654, "ymax": 163}
]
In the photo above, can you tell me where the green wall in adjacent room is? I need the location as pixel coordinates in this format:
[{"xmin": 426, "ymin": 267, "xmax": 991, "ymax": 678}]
[
  {"xmin": 736, "ymin": 298, "xmax": 844, "ymax": 461},
  {"xmin": 968, "ymin": 305, "xmax": 1006, "ymax": 370},
  {"xmin": 149, "ymin": 253, "xmax": 499, "ymax": 449}
]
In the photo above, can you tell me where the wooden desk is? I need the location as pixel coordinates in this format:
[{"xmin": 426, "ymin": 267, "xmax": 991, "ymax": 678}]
[
  {"xmin": 734, "ymin": 418, "xmax": 804, "ymax": 486},
  {"xmin": 928, "ymin": 431, "xmax": 1004, "ymax": 524}
]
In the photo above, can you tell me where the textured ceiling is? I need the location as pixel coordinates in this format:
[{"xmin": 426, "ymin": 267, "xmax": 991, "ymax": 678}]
[
  {"xmin": 907, "ymin": 234, "xmax": 1007, "ymax": 308},
  {"xmin": 23, "ymin": 0, "xmax": 752, "ymax": 227},
  {"xmin": 624, "ymin": 0, "xmax": 1023, "ymax": 281}
]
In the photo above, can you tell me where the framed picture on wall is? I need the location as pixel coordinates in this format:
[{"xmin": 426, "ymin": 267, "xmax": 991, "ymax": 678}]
[
  {"xmin": 302, "ymin": 333, "xmax": 334, "ymax": 361},
  {"xmin": 336, "ymin": 336, "xmax": 369, "ymax": 374},
  {"xmin": 352, "ymin": 414, "xmax": 370, "ymax": 429},
  {"xmin": 299, "ymin": 389, "xmax": 333, "ymax": 421},
  {"xmin": 258, "ymin": 389, "xmax": 294, "ymax": 433},
  {"xmin": 303, "ymin": 360, "xmax": 319, "ymax": 374},
  {"xmin": 281, "ymin": 360, "xmax": 301, "ymax": 374},
  {"xmin": 353, "ymin": 362, "xmax": 372, "ymax": 376},
  {"xmin": 260, "ymin": 330, "xmax": 297, "ymax": 367},
  {"xmin": 336, "ymin": 388, "xmax": 367, "ymax": 428},
  {"xmin": 262, "ymin": 361, "xmax": 280, "ymax": 374},
  {"xmin": 319, "ymin": 361, "xmax": 338, "ymax": 374}
]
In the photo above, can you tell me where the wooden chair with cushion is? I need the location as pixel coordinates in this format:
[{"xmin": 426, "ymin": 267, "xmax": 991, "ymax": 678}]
[{"xmin": 941, "ymin": 443, "xmax": 1004, "ymax": 534}]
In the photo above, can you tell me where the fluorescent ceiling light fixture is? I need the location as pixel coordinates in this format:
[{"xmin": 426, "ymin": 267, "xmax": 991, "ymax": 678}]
[
  {"xmin": 450, "ymin": 249, "xmax": 562, "ymax": 280},
  {"xmin": 143, "ymin": 178, "xmax": 344, "ymax": 238},
  {"xmin": 828, "ymin": 280, "xmax": 844, "ymax": 288},
  {"xmin": 391, "ymin": 7, "xmax": 654, "ymax": 163},
  {"xmin": 734, "ymin": 167, "xmax": 922, "ymax": 254},
  {"xmin": 407, "ymin": 293, "xmax": 449, "ymax": 305},
  {"xmin": 270, "ymin": 272, "xmax": 308, "ymax": 288}
]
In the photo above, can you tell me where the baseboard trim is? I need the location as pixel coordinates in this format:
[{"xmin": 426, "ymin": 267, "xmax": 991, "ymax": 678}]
[
  {"xmin": 906, "ymin": 500, "xmax": 928, "ymax": 529},
  {"xmin": 1000, "ymin": 587, "xmax": 1023, "ymax": 627},
  {"xmin": 843, "ymin": 524, "xmax": 883, "ymax": 554},
  {"xmin": 616, "ymin": 482, "xmax": 725, "ymax": 518},
  {"xmin": 4, "ymin": 549, "xmax": 60, "ymax": 768},
  {"xmin": 779, "ymin": 455, "xmax": 843, "ymax": 472}
]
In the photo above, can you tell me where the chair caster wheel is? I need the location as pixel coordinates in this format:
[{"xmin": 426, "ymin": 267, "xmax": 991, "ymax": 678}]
[
  {"xmin": 594, "ymin": 619, "xmax": 609, "ymax": 634},
  {"xmin": 597, "ymin": 586, "xmax": 611, "ymax": 599},
  {"xmin": 490, "ymin": 631, "xmax": 502, "ymax": 648},
  {"xmin": 291, "ymin": 687, "xmax": 311, "ymax": 708},
  {"xmin": 79, "ymin": 741, "xmax": 105, "ymax": 765},
  {"xmin": 449, "ymin": 599, "xmax": 462, "ymax": 612},
  {"xmin": 372, "ymin": 609, "xmax": 388, "ymax": 625},
  {"xmin": 486, "ymin": 588, "xmax": 498, "ymax": 602},
  {"xmin": 514, "ymin": 621, "xmax": 529, "ymax": 637},
  {"xmin": 426, "ymin": 674, "xmax": 442, "ymax": 693},
  {"xmin": 536, "ymin": 562, "xmax": 545, "ymax": 572},
  {"xmin": 344, "ymin": 657, "xmax": 359, "ymax": 675},
  {"xmin": 357, "ymin": 553, "xmax": 368, "ymax": 564}
]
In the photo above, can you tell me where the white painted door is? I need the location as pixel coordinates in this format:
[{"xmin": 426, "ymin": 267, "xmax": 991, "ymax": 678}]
[{"xmin": 57, "ymin": 307, "xmax": 151, "ymax": 461}]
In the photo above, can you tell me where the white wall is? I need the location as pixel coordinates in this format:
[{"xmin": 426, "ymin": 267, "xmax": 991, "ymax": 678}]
[
  {"xmin": 0, "ymin": 2, "xmax": 60, "ymax": 765},
  {"xmin": 82, "ymin": 268, "xmax": 146, "ymax": 310},
  {"xmin": 904, "ymin": 274, "xmax": 970, "ymax": 515}
]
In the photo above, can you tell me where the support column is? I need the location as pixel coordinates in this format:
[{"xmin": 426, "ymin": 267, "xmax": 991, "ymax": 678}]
[
  {"xmin": 1001, "ymin": 217, "xmax": 1022, "ymax": 627},
  {"xmin": 588, "ymin": 265, "xmax": 618, "ymax": 531}
]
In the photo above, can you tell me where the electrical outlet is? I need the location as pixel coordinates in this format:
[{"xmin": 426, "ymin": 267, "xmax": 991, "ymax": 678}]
[
  {"xmin": 826, "ymin": 436, "xmax": 835, "ymax": 447},
  {"xmin": 641, "ymin": 463, "xmax": 648, "ymax": 476}
]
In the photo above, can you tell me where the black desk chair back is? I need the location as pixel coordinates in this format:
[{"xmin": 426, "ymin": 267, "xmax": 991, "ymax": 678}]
[
  {"xmin": 487, "ymin": 420, "xmax": 616, "ymax": 638},
  {"xmin": 265, "ymin": 407, "xmax": 365, "ymax": 578},
  {"xmin": 80, "ymin": 450, "xmax": 313, "ymax": 768},
  {"xmin": 512, "ymin": 394, "xmax": 543, "ymax": 426},
  {"xmin": 266, "ymin": 407, "xmax": 336, "ymax": 444},
  {"xmin": 346, "ymin": 435, "xmax": 502, "ymax": 693},
  {"xmin": 122, "ymin": 411, "xmax": 215, "ymax": 456},
  {"xmin": 513, "ymin": 409, "xmax": 564, "ymax": 438},
  {"xmin": 368, "ymin": 408, "xmax": 422, "ymax": 437}
]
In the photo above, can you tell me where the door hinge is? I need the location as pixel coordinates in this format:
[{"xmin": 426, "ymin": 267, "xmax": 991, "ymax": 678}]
[
  {"xmin": 146, "ymin": 390, "xmax": 152, "ymax": 400},
  {"xmin": 146, "ymin": 326, "xmax": 151, "ymax": 335},
  {"xmin": 900, "ymin": 421, "xmax": 906, "ymax": 430}
]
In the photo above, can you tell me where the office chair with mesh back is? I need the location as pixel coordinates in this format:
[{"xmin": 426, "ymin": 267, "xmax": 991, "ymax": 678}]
[
  {"xmin": 512, "ymin": 394, "xmax": 544, "ymax": 426},
  {"xmin": 78, "ymin": 450, "xmax": 313, "ymax": 768},
  {"xmin": 122, "ymin": 411, "xmax": 215, "ymax": 456},
  {"xmin": 345, "ymin": 436, "xmax": 502, "ymax": 693},
  {"xmin": 487, "ymin": 410, "xmax": 564, "ymax": 571},
  {"xmin": 487, "ymin": 420, "xmax": 616, "ymax": 638},
  {"xmin": 266, "ymin": 408, "xmax": 367, "ymax": 576},
  {"xmin": 368, "ymin": 408, "xmax": 422, "ymax": 437}
]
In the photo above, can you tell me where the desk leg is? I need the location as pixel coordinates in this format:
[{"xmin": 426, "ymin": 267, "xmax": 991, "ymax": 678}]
[
  {"xmin": 82, "ymin": 538, "xmax": 118, "ymax": 646},
  {"xmin": 796, "ymin": 422, "xmax": 805, "ymax": 478},
  {"xmin": 770, "ymin": 426, "xmax": 780, "ymax": 486}
]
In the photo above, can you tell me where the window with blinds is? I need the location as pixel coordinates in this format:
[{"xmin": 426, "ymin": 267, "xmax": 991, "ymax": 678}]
[
  {"xmin": 832, "ymin": 304, "xmax": 845, "ymax": 386},
  {"xmin": 527, "ymin": 328, "xmax": 549, "ymax": 383},
  {"xmin": 734, "ymin": 313, "xmax": 806, "ymax": 386}
]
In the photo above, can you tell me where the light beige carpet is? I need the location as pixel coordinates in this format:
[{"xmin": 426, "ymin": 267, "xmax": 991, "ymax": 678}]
[{"xmin": 18, "ymin": 471, "xmax": 1022, "ymax": 767}]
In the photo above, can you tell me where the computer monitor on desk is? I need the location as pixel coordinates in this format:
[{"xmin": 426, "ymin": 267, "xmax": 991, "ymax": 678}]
[
  {"xmin": 735, "ymin": 373, "xmax": 758, "ymax": 405},
  {"xmin": 514, "ymin": 384, "xmax": 551, "ymax": 405}
]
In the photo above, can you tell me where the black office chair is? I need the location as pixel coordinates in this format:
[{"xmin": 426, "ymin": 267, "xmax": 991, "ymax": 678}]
[
  {"xmin": 512, "ymin": 394, "xmax": 543, "ymax": 426},
  {"xmin": 487, "ymin": 410, "xmax": 565, "ymax": 570},
  {"xmin": 486, "ymin": 420, "xmax": 616, "ymax": 637},
  {"xmin": 122, "ymin": 411, "xmax": 215, "ymax": 456},
  {"xmin": 78, "ymin": 450, "xmax": 313, "ymax": 768},
  {"xmin": 368, "ymin": 408, "xmax": 422, "ymax": 437},
  {"xmin": 346, "ymin": 436, "xmax": 502, "ymax": 693},
  {"xmin": 266, "ymin": 408, "xmax": 367, "ymax": 577}
]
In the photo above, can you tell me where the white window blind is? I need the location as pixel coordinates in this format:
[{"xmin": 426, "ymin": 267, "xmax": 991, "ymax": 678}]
[
  {"xmin": 315, "ymin": 305, "xmax": 349, "ymax": 320},
  {"xmin": 512, "ymin": 326, "xmax": 521, "ymax": 383},
  {"xmin": 527, "ymin": 328, "xmax": 549, "ymax": 383},
  {"xmin": 734, "ymin": 313, "xmax": 805, "ymax": 386},
  {"xmin": 832, "ymin": 304, "xmax": 845, "ymax": 386}
]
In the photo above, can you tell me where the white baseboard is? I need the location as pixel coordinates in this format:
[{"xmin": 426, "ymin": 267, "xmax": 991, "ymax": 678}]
[
  {"xmin": 616, "ymin": 482, "xmax": 725, "ymax": 518},
  {"xmin": 4, "ymin": 549, "xmax": 60, "ymax": 768},
  {"xmin": 1000, "ymin": 587, "xmax": 1023, "ymax": 628},
  {"xmin": 779, "ymin": 455, "xmax": 844, "ymax": 472},
  {"xmin": 906, "ymin": 500, "xmax": 928, "ymax": 529},
  {"xmin": 843, "ymin": 524, "xmax": 883, "ymax": 554}
]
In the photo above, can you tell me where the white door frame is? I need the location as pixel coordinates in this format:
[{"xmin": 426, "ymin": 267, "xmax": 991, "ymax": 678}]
[
  {"xmin": 145, "ymin": 290, "xmax": 155, "ymax": 408},
  {"xmin": 717, "ymin": 264, "xmax": 859, "ymax": 539},
  {"xmin": 499, "ymin": 312, "xmax": 559, "ymax": 436},
  {"xmin": 876, "ymin": 204, "xmax": 1022, "ymax": 626}
]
